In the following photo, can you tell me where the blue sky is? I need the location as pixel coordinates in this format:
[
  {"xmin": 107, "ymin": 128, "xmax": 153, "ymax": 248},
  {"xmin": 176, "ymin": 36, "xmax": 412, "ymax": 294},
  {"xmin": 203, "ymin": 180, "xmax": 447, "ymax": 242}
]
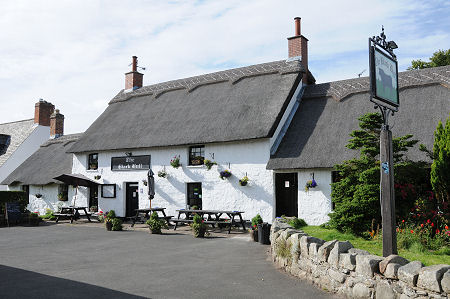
[{"xmin": 1, "ymin": 0, "xmax": 449, "ymax": 133}]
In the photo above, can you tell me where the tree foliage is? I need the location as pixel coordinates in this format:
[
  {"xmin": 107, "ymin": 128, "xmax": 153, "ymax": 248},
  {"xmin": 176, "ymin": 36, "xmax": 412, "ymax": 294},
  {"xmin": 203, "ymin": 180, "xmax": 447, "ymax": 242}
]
[
  {"xmin": 329, "ymin": 112, "xmax": 423, "ymax": 235},
  {"xmin": 408, "ymin": 49, "xmax": 450, "ymax": 70},
  {"xmin": 430, "ymin": 114, "xmax": 450, "ymax": 202}
]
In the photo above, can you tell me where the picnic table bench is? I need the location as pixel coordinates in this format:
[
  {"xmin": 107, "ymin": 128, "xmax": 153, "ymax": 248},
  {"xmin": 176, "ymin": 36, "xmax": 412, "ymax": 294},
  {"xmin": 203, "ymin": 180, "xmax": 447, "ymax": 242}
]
[
  {"xmin": 173, "ymin": 209, "xmax": 245, "ymax": 234},
  {"xmin": 55, "ymin": 206, "xmax": 92, "ymax": 223},
  {"xmin": 131, "ymin": 207, "xmax": 173, "ymax": 227}
]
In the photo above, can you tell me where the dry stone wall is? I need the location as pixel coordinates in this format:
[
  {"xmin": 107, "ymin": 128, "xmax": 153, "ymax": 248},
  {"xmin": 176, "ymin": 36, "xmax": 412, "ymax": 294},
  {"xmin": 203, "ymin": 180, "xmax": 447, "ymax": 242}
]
[{"xmin": 270, "ymin": 218, "xmax": 450, "ymax": 298}]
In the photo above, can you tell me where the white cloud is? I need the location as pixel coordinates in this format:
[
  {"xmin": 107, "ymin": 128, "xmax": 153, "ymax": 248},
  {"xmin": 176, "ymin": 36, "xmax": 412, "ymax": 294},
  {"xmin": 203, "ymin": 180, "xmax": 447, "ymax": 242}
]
[{"xmin": 0, "ymin": 0, "xmax": 449, "ymax": 133}]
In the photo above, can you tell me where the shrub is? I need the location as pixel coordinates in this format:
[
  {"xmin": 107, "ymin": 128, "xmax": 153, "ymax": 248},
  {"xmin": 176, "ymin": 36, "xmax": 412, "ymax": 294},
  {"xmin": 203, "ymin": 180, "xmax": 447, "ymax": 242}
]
[
  {"xmin": 106, "ymin": 210, "xmax": 116, "ymax": 220},
  {"xmin": 146, "ymin": 211, "xmax": 167, "ymax": 234},
  {"xmin": 251, "ymin": 214, "xmax": 263, "ymax": 229},
  {"xmin": 287, "ymin": 217, "xmax": 307, "ymax": 229},
  {"xmin": 192, "ymin": 214, "xmax": 206, "ymax": 238},
  {"xmin": 111, "ymin": 218, "xmax": 123, "ymax": 231},
  {"xmin": 40, "ymin": 209, "xmax": 56, "ymax": 220}
]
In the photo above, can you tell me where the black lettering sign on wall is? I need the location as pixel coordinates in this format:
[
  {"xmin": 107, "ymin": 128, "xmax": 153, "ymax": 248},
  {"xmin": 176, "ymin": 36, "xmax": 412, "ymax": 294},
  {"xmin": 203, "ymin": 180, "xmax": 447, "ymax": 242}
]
[{"xmin": 111, "ymin": 155, "xmax": 151, "ymax": 171}]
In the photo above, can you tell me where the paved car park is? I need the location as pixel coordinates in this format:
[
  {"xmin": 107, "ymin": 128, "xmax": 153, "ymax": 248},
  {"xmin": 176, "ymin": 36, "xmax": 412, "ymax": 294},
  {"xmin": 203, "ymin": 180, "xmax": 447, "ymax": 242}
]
[{"xmin": 0, "ymin": 224, "xmax": 334, "ymax": 299}]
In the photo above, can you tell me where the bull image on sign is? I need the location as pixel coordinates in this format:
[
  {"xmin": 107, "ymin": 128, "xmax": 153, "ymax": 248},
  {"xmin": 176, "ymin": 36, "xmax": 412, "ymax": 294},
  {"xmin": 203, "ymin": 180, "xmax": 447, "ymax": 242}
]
[{"xmin": 370, "ymin": 46, "xmax": 399, "ymax": 107}]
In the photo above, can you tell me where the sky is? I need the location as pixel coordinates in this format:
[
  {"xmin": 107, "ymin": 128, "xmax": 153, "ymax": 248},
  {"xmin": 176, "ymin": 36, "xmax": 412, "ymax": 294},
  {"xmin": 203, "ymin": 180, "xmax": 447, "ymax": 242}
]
[{"xmin": 1, "ymin": 0, "xmax": 449, "ymax": 134}]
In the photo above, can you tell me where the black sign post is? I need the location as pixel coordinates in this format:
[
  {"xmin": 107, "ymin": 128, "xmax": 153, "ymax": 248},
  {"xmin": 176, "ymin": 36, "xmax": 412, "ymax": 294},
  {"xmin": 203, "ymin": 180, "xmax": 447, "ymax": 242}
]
[{"xmin": 369, "ymin": 27, "xmax": 399, "ymax": 257}]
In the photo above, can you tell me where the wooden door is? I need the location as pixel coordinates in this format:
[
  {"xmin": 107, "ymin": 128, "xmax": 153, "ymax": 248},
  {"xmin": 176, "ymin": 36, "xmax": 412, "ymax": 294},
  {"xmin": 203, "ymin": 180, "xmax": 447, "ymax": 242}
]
[{"xmin": 125, "ymin": 182, "xmax": 139, "ymax": 217}]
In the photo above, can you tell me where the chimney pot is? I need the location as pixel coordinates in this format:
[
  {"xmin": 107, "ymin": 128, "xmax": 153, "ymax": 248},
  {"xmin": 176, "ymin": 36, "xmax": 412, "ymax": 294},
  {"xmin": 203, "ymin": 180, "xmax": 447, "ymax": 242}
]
[{"xmin": 294, "ymin": 17, "xmax": 301, "ymax": 36}]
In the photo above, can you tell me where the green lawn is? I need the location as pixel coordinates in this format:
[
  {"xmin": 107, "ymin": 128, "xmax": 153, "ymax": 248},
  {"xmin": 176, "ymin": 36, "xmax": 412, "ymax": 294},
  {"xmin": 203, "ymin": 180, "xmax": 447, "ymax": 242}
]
[{"xmin": 302, "ymin": 226, "xmax": 450, "ymax": 266}]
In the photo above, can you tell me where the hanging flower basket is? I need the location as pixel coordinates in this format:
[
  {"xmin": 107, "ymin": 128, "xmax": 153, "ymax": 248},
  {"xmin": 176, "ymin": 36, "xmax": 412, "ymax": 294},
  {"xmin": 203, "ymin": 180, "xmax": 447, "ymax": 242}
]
[
  {"xmin": 142, "ymin": 179, "xmax": 148, "ymax": 186},
  {"xmin": 305, "ymin": 179, "xmax": 317, "ymax": 192},
  {"xmin": 239, "ymin": 176, "xmax": 249, "ymax": 186},
  {"xmin": 35, "ymin": 193, "xmax": 42, "ymax": 198},
  {"xmin": 170, "ymin": 155, "xmax": 181, "ymax": 168},
  {"xmin": 219, "ymin": 170, "xmax": 232, "ymax": 180},
  {"xmin": 204, "ymin": 159, "xmax": 217, "ymax": 170},
  {"xmin": 94, "ymin": 175, "xmax": 101, "ymax": 180},
  {"xmin": 158, "ymin": 170, "xmax": 168, "ymax": 178}
]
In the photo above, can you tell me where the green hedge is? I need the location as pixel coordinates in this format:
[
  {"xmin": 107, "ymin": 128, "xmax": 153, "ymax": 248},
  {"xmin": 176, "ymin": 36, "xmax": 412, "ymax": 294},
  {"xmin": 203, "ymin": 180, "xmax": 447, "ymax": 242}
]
[{"xmin": 0, "ymin": 191, "xmax": 28, "ymax": 212}]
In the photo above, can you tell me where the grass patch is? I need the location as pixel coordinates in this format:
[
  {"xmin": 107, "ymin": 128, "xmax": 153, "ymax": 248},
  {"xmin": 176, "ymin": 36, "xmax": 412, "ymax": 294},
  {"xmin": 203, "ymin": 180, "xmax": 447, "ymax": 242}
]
[{"xmin": 302, "ymin": 226, "xmax": 450, "ymax": 266}]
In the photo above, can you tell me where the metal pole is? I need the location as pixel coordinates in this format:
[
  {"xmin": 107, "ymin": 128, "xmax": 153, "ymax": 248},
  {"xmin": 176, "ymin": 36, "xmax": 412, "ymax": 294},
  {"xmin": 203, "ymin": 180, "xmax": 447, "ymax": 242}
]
[{"xmin": 380, "ymin": 121, "xmax": 397, "ymax": 256}]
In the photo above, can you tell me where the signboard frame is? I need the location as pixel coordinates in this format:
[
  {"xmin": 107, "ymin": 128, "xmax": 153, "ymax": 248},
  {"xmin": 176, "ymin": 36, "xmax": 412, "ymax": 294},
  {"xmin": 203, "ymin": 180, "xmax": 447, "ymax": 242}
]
[
  {"xmin": 369, "ymin": 45, "xmax": 400, "ymax": 109},
  {"xmin": 111, "ymin": 155, "xmax": 151, "ymax": 171},
  {"xmin": 101, "ymin": 184, "xmax": 116, "ymax": 198}
]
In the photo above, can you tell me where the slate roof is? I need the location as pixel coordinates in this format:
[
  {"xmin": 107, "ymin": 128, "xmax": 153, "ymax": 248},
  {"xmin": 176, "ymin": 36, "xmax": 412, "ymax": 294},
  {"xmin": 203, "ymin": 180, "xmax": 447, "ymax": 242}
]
[
  {"xmin": 267, "ymin": 65, "xmax": 450, "ymax": 170},
  {"xmin": 68, "ymin": 60, "xmax": 305, "ymax": 153},
  {"xmin": 0, "ymin": 119, "xmax": 36, "ymax": 167},
  {"xmin": 2, "ymin": 134, "xmax": 82, "ymax": 185}
]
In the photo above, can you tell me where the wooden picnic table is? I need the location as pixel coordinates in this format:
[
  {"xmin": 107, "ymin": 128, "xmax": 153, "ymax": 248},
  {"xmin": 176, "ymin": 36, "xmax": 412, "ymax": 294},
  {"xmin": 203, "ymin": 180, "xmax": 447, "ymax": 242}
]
[
  {"xmin": 173, "ymin": 209, "xmax": 245, "ymax": 234},
  {"xmin": 54, "ymin": 206, "xmax": 92, "ymax": 223},
  {"xmin": 131, "ymin": 207, "xmax": 173, "ymax": 227}
]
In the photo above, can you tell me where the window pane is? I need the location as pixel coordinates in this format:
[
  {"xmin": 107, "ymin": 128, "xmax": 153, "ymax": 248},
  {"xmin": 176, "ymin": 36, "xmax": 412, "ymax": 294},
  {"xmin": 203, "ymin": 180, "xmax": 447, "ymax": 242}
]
[
  {"xmin": 189, "ymin": 146, "xmax": 204, "ymax": 165},
  {"xmin": 88, "ymin": 153, "xmax": 98, "ymax": 170}
]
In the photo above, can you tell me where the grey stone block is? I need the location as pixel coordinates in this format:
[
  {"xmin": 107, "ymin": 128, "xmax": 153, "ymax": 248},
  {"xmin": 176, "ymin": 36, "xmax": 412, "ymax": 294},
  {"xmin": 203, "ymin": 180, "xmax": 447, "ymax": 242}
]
[
  {"xmin": 327, "ymin": 241, "xmax": 353, "ymax": 267},
  {"xmin": 379, "ymin": 254, "xmax": 409, "ymax": 274},
  {"xmin": 317, "ymin": 239, "xmax": 338, "ymax": 262},
  {"xmin": 442, "ymin": 269, "xmax": 450, "ymax": 293},
  {"xmin": 288, "ymin": 233, "xmax": 302, "ymax": 258},
  {"xmin": 384, "ymin": 263, "xmax": 401, "ymax": 279},
  {"xmin": 328, "ymin": 268, "xmax": 347, "ymax": 283},
  {"xmin": 348, "ymin": 248, "xmax": 370, "ymax": 255},
  {"xmin": 280, "ymin": 228, "xmax": 299, "ymax": 240},
  {"xmin": 308, "ymin": 242, "xmax": 320, "ymax": 260},
  {"xmin": 299, "ymin": 236, "xmax": 324, "ymax": 257},
  {"xmin": 376, "ymin": 282, "xmax": 395, "ymax": 299},
  {"xmin": 416, "ymin": 264, "xmax": 450, "ymax": 293},
  {"xmin": 353, "ymin": 282, "xmax": 372, "ymax": 298},
  {"xmin": 398, "ymin": 261, "xmax": 424, "ymax": 287},
  {"xmin": 355, "ymin": 254, "xmax": 384, "ymax": 277},
  {"xmin": 339, "ymin": 253, "xmax": 357, "ymax": 271}
]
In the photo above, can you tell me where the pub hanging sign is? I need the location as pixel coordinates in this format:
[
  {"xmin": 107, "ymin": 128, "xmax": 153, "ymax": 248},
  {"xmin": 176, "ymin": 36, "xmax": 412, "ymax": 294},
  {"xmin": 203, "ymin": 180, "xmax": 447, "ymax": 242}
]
[{"xmin": 111, "ymin": 155, "xmax": 151, "ymax": 171}]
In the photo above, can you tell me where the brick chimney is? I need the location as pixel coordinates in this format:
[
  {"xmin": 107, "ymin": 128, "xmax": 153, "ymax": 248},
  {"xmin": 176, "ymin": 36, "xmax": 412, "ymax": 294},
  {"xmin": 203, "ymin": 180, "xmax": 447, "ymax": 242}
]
[
  {"xmin": 50, "ymin": 109, "xmax": 64, "ymax": 138},
  {"xmin": 34, "ymin": 99, "xmax": 55, "ymax": 126},
  {"xmin": 125, "ymin": 56, "xmax": 143, "ymax": 90},
  {"xmin": 288, "ymin": 17, "xmax": 309, "ymax": 83}
]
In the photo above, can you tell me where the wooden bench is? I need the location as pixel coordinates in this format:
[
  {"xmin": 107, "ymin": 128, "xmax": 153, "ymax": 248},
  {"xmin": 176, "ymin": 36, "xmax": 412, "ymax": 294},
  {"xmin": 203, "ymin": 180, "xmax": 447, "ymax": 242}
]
[{"xmin": 54, "ymin": 213, "xmax": 75, "ymax": 223}]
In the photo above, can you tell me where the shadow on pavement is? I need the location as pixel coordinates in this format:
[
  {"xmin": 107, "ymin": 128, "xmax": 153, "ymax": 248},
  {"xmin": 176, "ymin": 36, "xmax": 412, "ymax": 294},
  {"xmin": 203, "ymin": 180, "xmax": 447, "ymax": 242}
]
[{"xmin": 0, "ymin": 265, "xmax": 148, "ymax": 299}]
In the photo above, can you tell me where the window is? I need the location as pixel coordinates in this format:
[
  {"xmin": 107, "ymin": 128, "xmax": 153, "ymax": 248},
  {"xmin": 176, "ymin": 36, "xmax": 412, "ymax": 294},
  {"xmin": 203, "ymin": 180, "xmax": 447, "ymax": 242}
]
[
  {"xmin": 88, "ymin": 153, "xmax": 98, "ymax": 170},
  {"xmin": 101, "ymin": 184, "xmax": 116, "ymax": 198},
  {"xmin": 187, "ymin": 182, "xmax": 202, "ymax": 209},
  {"xmin": 0, "ymin": 134, "xmax": 11, "ymax": 155},
  {"xmin": 189, "ymin": 145, "xmax": 204, "ymax": 165},
  {"xmin": 58, "ymin": 184, "xmax": 69, "ymax": 201}
]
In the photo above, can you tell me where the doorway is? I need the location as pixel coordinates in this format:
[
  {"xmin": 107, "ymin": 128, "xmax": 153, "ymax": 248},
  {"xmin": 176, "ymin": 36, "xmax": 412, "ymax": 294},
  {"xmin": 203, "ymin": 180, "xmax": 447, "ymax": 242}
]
[
  {"xmin": 89, "ymin": 186, "xmax": 98, "ymax": 212},
  {"xmin": 187, "ymin": 182, "xmax": 202, "ymax": 209},
  {"xmin": 275, "ymin": 173, "xmax": 298, "ymax": 217},
  {"xmin": 125, "ymin": 182, "xmax": 139, "ymax": 218}
]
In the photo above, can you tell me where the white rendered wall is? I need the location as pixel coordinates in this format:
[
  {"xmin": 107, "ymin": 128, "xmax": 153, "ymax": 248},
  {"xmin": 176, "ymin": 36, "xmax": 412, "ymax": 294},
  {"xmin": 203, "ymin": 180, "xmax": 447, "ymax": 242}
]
[
  {"xmin": 297, "ymin": 169, "xmax": 333, "ymax": 225},
  {"xmin": 8, "ymin": 183, "xmax": 79, "ymax": 215},
  {"xmin": 72, "ymin": 139, "xmax": 274, "ymax": 222},
  {"xmin": 0, "ymin": 125, "xmax": 50, "ymax": 190}
]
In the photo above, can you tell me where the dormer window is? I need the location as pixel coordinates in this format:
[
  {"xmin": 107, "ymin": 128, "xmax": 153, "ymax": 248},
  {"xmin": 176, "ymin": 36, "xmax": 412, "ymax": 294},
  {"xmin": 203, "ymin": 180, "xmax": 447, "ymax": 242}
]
[
  {"xmin": 189, "ymin": 145, "xmax": 204, "ymax": 166},
  {"xmin": 88, "ymin": 153, "xmax": 98, "ymax": 170},
  {"xmin": 0, "ymin": 134, "xmax": 11, "ymax": 155}
]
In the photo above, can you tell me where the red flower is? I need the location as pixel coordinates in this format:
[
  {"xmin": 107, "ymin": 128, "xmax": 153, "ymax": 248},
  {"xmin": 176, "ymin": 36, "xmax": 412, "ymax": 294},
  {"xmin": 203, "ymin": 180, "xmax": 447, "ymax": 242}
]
[
  {"xmin": 410, "ymin": 230, "xmax": 414, "ymax": 234},
  {"xmin": 431, "ymin": 223, "xmax": 434, "ymax": 227},
  {"xmin": 445, "ymin": 225, "xmax": 449, "ymax": 230},
  {"xmin": 420, "ymin": 224, "xmax": 424, "ymax": 228},
  {"xmin": 427, "ymin": 219, "xmax": 431, "ymax": 224},
  {"xmin": 436, "ymin": 229, "xmax": 440, "ymax": 234},
  {"xmin": 402, "ymin": 220, "xmax": 405, "ymax": 223},
  {"xmin": 396, "ymin": 228, "xmax": 399, "ymax": 232}
]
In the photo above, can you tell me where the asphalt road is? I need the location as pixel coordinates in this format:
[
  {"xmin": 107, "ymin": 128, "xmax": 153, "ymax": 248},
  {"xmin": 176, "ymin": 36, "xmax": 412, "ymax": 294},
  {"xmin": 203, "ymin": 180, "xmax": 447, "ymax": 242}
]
[{"xmin": 0, "ymin": 224, "xmax": 334, "ymax": 299}]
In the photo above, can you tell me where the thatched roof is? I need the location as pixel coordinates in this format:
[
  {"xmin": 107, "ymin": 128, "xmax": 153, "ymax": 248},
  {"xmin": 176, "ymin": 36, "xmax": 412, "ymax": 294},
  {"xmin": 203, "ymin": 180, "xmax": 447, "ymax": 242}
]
[
  {"xmin": 68, "ymin": 60, "xmax": 304, "ymax": 153},
  {"xmin": 267, "ymin": 65, "xmax": 450, "ymax": 170},
  {"xmin": 2, "ymin": 134, "xmax": 82, "ymax": 185}
]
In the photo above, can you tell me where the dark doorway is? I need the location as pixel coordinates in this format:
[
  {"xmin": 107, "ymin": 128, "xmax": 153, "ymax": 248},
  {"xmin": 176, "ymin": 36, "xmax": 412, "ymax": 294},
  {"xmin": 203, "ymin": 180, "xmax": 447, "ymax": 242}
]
[
  {"xmin": 187, "ymin": 182, "xmax": 202, "ymax": 209},
  {"xmin": 125, "ymin": 182, "xmax": 139, "ymax": 218},
  {"xmin": 275, "ymin": 173, "xmax": 298, "ymax": 217},
  {"xmin": 89, "ymin": 186, "xmax": 98, "ymax": 211}
]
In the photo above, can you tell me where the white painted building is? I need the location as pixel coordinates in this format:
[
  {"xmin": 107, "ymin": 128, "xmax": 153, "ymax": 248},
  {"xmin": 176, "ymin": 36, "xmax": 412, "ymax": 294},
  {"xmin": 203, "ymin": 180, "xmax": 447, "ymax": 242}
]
[{"xmin": 0, "ymin": 100, "xmax": 61, "ymax": 190}]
